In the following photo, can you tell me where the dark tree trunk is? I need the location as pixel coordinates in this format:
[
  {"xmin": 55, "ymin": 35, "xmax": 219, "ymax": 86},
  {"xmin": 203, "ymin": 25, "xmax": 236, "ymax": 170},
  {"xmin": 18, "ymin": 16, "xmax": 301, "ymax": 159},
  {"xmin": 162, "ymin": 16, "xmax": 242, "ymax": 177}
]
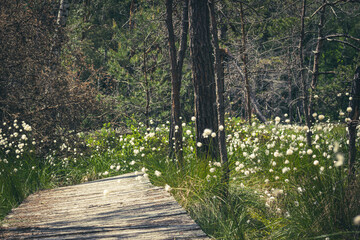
[
  {"xmin": 310, "ymin": 0, "xmax": 325, "ymax": 96},
  {"xmin": 240, "ymin": 2, "xmax": 251, "ymax": 125},
  {"xmin": 307, "ymin": 0, "xmax": 326, "ymax": 136},
  {"xmin": 299, "ymin": 0, "xmax": 312, "ymax": 146},
  {"xmin": 189, "ymin": 0, "xmax": 218, "ymax": 159},
  {"xmin": 209, "ymin": 0, "xmax": 229, "ymax": 192},
  {"xmin": 165, "ymin": 0, "xmax": 189, "ymax": 166},
  {"xmin": 288, "ymin": 75, "xmax": 293, "ymax": 122},
  {"xmin": 144, "ymin": 48, "xmax": 150, "ymax": 128},
  {"xmin": 348, "ymin": 66, "xmax": 360, "ymax": 181},
  {"xmin": 166, "ymin": 0, "xmax": 180, "ymax": 161},
  {"xmin": 287, "ymin": 48, "xmax": 293, "ymax": 123}
]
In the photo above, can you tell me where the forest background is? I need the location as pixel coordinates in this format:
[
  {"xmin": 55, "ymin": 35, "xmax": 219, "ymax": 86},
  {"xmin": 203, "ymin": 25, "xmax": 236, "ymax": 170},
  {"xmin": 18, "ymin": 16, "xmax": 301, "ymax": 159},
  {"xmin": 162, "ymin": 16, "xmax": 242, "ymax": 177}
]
[{"xmin": 1, "ymin": 0, "xmax": 359, "ymax": 141}]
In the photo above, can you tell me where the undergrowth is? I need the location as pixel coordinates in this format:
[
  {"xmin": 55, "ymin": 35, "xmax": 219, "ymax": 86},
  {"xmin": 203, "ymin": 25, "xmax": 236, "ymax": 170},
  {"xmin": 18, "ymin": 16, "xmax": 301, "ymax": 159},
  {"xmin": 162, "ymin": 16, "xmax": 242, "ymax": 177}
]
[{"xmin": 1, "ymin": 117, "xmax": 359, "ymax": 239}]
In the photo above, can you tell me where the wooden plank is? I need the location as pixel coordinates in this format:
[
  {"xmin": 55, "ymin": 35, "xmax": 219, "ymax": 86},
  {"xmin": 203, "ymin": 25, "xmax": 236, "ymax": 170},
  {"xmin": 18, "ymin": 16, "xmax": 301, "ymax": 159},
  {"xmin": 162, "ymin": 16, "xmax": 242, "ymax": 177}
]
[{"xmin": 0, "ymin": 173, "xmax": 210, "ymax": 239}]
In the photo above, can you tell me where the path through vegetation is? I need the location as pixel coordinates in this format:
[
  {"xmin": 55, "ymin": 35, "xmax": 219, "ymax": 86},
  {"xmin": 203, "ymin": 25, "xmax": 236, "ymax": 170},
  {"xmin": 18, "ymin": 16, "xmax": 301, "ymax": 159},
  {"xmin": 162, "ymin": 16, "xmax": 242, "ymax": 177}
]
[{"xmin": 0, "ymin": 173, "xmax": 209, "ymax": 239}]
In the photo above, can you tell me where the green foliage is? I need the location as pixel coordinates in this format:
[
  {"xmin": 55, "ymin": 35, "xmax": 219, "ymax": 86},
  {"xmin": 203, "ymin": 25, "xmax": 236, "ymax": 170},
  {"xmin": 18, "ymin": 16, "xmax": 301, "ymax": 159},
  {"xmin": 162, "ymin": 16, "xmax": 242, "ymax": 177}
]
[{"xmin": 63, "ymin": 0, "xmax": 196, "ymax": 126}]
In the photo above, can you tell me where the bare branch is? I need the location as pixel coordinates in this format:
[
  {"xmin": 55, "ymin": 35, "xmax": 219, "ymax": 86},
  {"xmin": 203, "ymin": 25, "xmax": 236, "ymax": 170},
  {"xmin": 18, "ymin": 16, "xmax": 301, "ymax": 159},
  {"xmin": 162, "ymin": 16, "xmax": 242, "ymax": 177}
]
[
  {"xmin": 327, "ymin": 39, "xmax": 360, "ymax": 51},
  {"xmin": 324, "ymin": 34, "xmax": 360, "ymax": 42},
  {"xmin": 311, "ymin": 0, "xmax": 345, "ymax": 18}
]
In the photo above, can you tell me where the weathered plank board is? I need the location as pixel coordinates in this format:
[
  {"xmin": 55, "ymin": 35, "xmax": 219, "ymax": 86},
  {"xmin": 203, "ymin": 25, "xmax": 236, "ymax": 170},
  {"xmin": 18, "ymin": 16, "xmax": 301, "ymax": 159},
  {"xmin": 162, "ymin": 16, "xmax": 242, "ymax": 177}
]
[{"xmin": 0, "ymin": 173, "xmax": 210, "ymax": 239}]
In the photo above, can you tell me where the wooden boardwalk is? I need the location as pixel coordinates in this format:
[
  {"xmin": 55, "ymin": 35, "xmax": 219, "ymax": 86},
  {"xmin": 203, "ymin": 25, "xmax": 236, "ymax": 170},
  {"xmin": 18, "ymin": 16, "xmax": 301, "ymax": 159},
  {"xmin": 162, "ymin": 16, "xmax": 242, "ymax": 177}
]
[{"xmin": 0, "ymin": 173, "xmax": 210, "ymax": 239}]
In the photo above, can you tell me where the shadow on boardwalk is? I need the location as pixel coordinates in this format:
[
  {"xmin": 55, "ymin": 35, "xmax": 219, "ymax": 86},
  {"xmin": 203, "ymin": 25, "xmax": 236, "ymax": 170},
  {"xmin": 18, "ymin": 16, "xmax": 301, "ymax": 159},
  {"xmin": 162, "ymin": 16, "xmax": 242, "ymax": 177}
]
[{"xmin": 0, "ymin": 173, "xmax": 210, "ymax": 239}]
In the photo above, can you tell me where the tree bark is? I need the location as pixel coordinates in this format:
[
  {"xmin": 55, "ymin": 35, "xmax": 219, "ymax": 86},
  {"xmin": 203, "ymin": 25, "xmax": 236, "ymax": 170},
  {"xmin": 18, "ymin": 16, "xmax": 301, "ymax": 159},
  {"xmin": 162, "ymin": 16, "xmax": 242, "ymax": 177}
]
[
  {"xmin": 307, "ymin": 0, "xmax": 326, "ymax": 131},
  {"xmin": 143, "ymin": 48, "xmax": 150, "ymax": 128},
  {"xmin": 348, "ymin": 66, "xmax": 360, "ymax": 181},
  {"xmin": 299, "ymin": 0, "xmax": 312, "ymax": 146},
  {"xmin": 240, "ymin": 2, "xmax": 251, "ymax": 125},
  {"xmin": 287, "ymin": 48, "xmax": 293, "ymax": 123},
  {"xmin": 189, "ymin": 0, "xmax": 218, "ymax": 160},
  {"xmin": 165, "ymin": 0, "xmax": 189, "ymax": 166},
  {"xmin": 209, "ymin": 0, "xmax": 229, "ymax": 192}
]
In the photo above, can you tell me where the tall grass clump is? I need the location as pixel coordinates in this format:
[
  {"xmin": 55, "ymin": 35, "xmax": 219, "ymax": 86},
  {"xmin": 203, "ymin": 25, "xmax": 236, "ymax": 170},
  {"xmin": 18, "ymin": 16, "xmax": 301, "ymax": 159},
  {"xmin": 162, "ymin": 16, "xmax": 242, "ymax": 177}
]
[
  {"xmin": 0, "ymin": 120, "xmax": 52, "ymax": 219},
  {"xmin": 135, "ymin": 116, "xmax": 360, "ymax": 239}
]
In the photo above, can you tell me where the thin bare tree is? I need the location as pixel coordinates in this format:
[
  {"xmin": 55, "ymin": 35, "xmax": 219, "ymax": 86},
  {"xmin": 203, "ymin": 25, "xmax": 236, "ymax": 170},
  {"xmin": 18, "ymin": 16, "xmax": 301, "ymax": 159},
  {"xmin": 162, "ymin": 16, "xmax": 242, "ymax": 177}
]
[
  {"xmin": 165, "ymin": 0, "xmax": 189, "ymax": 166},
  {"xmin": 209, "ymin": 0, "xmax": 229, "ymax": 194}
]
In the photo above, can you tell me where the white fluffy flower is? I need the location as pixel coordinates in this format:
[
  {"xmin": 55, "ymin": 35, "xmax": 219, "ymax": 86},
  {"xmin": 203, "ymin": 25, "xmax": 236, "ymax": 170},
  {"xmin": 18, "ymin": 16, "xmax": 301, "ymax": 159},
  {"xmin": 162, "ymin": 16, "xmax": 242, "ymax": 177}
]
[
  {"xmin": 286, "ymin": 149, "xmax": 293, "ymax": 155},
  {"xmin": 164, "ymin": 184, "xmax": 172, "ymax": 192},
  {"xmin": 334, "ymin": 153, "xmax": 344, "ymax": 167},
  {"xmin": 275, "ymin": 117, "xmax": 281, "ymax": 124},
  {"xmin": 353, "ymin": 215, "xmax": 360, "ymax": 225},
  {"xmin": 154, "ymin": 170, "xmax": 161, "ymax": 177},
  {"xmin": 202, "ymin": 128, "xmax": 212, "ymax": 138},
  {"xmin": 22, "ymin": 123, "xmax": 32, "ymax": 131}
]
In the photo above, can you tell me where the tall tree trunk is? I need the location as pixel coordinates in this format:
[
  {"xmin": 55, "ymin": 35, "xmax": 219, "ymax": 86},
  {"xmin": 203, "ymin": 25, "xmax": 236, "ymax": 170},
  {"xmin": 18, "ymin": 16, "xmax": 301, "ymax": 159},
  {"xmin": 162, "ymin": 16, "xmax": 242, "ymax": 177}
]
[
  {"xmin": 144, "ymin": 48, "xmax": 150, "ymax": 128},
  {"xmin": 209, "ymin": 0, "xmax": 229, "ymax": 193},
  {"xmin": 348, "ymin": 66, "xmax": 360, "ymax": 182},
  {"xmin": 189, "ymin": 0, "xmax": 218, "ymax": 160},
  {"xmin": 240, "ymin": 2, "xmax": 251, "ymax": 125},
  {"xmin": 299, "ymin": 0, "xmax": 312, "ymax": 146},
  {"xmin": 308, "ymin": 0, "xmax": 326, "ymax": 130},
  {"xmin": 165, "ymin": 0, "xmax": 189, "ymax": 166},
  {"xmin": 287, "ymin": 48, "xmax": 293, "ymax": 123}
]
